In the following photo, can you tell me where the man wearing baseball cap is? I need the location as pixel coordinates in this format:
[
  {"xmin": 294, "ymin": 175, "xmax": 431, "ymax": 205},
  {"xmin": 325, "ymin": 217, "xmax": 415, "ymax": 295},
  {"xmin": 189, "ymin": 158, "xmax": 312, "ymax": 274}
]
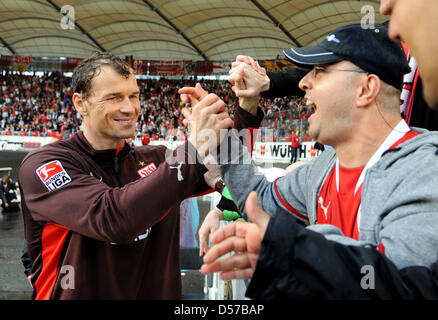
[
  {"xmin": 182, "ymin": 22, "xmax": 438, "ymax": 299},
  {"xmin": 282, "ymin": 23, "xmax": 409, "ymax": 90}
]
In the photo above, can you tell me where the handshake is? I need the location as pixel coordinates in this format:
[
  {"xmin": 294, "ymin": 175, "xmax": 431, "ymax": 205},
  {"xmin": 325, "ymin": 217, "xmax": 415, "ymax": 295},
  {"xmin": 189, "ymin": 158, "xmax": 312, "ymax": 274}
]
[
  {"xmin": 178, "ymin": 55, "xmax": 270, "ymax": 158},
  {"xmin": 178, "ymin": 55, "xmax": 274, "ymax": 281}
]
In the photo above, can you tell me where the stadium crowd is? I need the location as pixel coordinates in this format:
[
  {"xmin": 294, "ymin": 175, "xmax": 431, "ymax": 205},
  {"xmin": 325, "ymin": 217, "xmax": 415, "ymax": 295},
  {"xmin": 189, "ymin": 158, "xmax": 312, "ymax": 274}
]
[{"xmin": 0, "ymin": 72, "xmax": 312, "ymax": 142}]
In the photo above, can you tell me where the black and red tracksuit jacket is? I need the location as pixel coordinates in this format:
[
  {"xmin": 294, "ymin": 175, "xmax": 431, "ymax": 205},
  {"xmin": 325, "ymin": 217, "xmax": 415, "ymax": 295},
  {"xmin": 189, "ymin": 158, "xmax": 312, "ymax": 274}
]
[{"xmin": 19, "ymin": 131, "xmax": 208, "ymax": 299}]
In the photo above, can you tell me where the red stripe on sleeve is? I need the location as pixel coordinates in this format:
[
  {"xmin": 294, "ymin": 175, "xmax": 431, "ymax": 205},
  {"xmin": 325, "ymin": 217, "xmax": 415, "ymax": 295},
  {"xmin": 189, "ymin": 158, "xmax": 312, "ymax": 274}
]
[
  {"xmin": 273, "ymin": 178, "xmax": 309, "ymax": 222},
  {"xmin": 377, "ymin": 243, "xmax": 385, "ymax": 254},
  {"xmin": 35, "ymin": 223, "xmax": 70, "ymax": 300}
]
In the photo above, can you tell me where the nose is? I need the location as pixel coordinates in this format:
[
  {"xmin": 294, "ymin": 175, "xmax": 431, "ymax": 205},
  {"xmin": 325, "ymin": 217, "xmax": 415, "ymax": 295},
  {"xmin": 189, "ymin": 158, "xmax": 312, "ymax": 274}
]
[
  {"xmin": 387, "ymin": 19, "xmax": 402, "ymax": 42},
  {"xmin": 379, "ymin": 0, "xmax": 393, "ymax": 15},
  {"xmin": 298, "ymin": 70, "xmax": 313, "ymax": 92},
  {"xmin": 120, "ymin": 96, "xmax": 139, "ymax": 115}
]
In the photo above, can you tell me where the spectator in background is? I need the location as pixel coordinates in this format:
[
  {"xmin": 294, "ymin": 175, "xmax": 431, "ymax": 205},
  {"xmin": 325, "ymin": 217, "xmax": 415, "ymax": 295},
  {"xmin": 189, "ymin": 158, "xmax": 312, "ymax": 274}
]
[
  {"xmin": 140, "ymin": 133, "xmax": 150, "ymax": 145},
  {"xmin": 0, "ymin": 175, "xmax": 17, "ymax": 212},
  {"xmin": 0, "ymin": 72, "xmax": 310, "ymax": 141},
  {"xmin": 290, "ymin": 130, "xmax": 300, "ymax": 164}
]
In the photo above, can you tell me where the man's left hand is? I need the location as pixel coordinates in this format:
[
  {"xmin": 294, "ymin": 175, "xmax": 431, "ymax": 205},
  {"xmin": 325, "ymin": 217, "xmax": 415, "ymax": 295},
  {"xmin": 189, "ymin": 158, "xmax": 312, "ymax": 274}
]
[{"xmin": 201, "ymin": 191, "xmax": 270, "ymax": 280}]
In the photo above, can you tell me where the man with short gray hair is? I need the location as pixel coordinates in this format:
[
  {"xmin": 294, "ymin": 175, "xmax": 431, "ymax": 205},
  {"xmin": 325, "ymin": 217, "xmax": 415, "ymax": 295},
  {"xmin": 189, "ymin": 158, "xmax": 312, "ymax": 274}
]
[{"xmin": 18, "ymin": 52, "xmax": 221, "ymax": 299}]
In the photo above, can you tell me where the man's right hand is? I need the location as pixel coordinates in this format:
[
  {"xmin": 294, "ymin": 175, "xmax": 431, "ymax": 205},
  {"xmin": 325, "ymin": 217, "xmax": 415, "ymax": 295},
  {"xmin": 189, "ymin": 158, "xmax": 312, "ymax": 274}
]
[
  {"xmin": 228, "ymin": 55, "xmax": 270, "ymax": 97},
  {"xmin": 228, "ymin": 55, "xmax": 270, "ymax": 115},
  {"xmin": 179, "ymin": 83, "xmax": 234, "ymax": 158}
]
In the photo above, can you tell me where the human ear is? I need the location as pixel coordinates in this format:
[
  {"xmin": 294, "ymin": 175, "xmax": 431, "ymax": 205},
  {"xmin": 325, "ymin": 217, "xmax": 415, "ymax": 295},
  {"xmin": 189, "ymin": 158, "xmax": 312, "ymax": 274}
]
[
  {"xmin": 72, "ymin": 93, "xmax": 88, "ymax": 117},
  {"xmin": 356, "ymin": 74, "xmax": 381, "ymax": 109}
]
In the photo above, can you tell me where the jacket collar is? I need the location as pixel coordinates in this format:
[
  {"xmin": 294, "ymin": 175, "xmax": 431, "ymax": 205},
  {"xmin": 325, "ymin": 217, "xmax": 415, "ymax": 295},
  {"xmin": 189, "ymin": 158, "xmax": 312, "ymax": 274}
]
[{"xmin": 70, "ymin": 131, "xmax": 132, "ymax": 167}]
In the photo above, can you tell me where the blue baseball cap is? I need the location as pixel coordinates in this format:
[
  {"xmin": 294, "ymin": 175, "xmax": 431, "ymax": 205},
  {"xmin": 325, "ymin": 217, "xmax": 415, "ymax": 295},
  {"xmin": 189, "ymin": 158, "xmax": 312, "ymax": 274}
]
[{"xmin": 283, "ymin": 24, "xmax": 410, "ymax": 90}]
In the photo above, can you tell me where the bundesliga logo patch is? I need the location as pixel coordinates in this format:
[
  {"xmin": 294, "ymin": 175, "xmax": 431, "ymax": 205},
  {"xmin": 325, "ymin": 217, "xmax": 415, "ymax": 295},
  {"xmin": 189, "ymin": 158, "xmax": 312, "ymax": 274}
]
[
  {"xmin": 137, "ymin": 162, "xmax": 157, "ymax": 178},
  {"xmin": 36, "ymin": 160, "xmax": 72, "ymax": 191}
]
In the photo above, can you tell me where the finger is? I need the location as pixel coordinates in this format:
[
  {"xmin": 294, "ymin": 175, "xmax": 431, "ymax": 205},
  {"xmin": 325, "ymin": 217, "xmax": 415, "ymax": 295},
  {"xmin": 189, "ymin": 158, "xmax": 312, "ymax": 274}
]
[
  {"xmin": 209, "ymin": 221, "xmax": 239, "ymax": 244},
  {"xmin": 219, "ymin": 268, "xmax": 254, "ymax": 280},
  {"xmin": 182, "ymin": 107, "xmax": 192, "ymax": 119},
  {"xmin": 230, "ymin": 62, "xmax": 239, "ymax": 71},
  {"xmin": 210, "ymin": 221, "xmax": 252, "ymax": 244},
  {"xmin": 199, "ymin": 228, "xmax": 209, "ymax": 256},
  {"xmin": 203, "ymin": 235, "xmax": 248, "ymax": 264},
  {"xmin": 195, "ymin": 82, "xmax": 208, "ymax": 100},
  {"xmin": 216, "ymin": 118, "xmax": 234, "ymax": 131},
  {"xmin": 196, "ymin": 94, "xmax": 226, "ymax": 114},
  {"xmin": 228, "ymin": 64, "xmax": 244, "ymax": 81},
  {"xmin": 245, "ymin": 191, "xmax": 270, "ymax": 238},
  {"xmin": 179, "ymin": 84, "xmax": 207, "ymax": 105},
  {"xmin": 232, "ymin": 86, "xmax": 255, "ymax": 98},
  {"xmin": 229, "ymin": 67, "xmax": 246, "ymax": 91},
  {"xmin": 178, "ymin": 87, "xmax": 197, "ymax": 95},
  {"xmin": 178, "ymin": 88, "xmax": 200, "ymax": 105},
  {"xmin": 236, "ymin": 55, "xmax": 253, "ymax": 65},
  {"xmin": 250, "ymin": 59, "xmax": 260, "ymax": 72},
  {"xmin": 201, "ymin": 253, "xmax": 252, "ymax": 274},
  {"xmin": 216, "ymin": 111, "xmax": 231, "ymax": 122},
  {"xmin": 181, "ymin": 107, "xmax": 192, "ymax": 128},
  {"xmin": 253, "ymin": 61, "xmax": 267, "ymax": 76},
  {"xmin": 235, "ymin": 68, "xmax": 246, "ymax": 90},
  {"xmin": 228, "ymin": 70, "xmax": 243, "ymax": 87},
  {"xmin": 180, "ymin": 93, "xmax": 190, "ymax": 104},
  {"xmin": 230, "ymin": 61, "xmax": 245, "ymax": 72}
]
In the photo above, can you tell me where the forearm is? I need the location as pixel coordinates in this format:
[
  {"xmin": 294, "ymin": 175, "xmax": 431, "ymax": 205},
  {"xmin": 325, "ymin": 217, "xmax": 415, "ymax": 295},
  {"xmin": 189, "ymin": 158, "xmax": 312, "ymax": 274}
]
[
  {"xmin": 247, "ymin": 210, "xmax": 438, "ymax": 299},
  {"xmin": 233, "ymin": 105, "xmax": 264, "ymax": 131},
  {"xmin": 261, "ymin": 68, "xmax": 307, "ymax": 99},
  {"xmin": 20, "ymin": 142, "xmax": 208, "ymax": 243},
  {"xmin": 215, "ymin": 130, "xmax": 284, "ymax": 220}
]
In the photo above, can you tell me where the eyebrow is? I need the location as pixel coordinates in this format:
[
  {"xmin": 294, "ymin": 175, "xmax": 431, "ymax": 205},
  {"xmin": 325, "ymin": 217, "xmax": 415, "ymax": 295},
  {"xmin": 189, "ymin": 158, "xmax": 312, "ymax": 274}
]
[{"xmin": 102, "ymin": 90, "xmax": 140, "ymax": 99}]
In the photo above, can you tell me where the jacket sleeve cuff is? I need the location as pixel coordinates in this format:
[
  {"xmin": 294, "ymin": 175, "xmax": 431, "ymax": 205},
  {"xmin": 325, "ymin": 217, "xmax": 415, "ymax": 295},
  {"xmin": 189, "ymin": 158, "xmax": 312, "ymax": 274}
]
[{"xmin": 233, "ymin": 106, "xmax": 264, "ymax": 131}]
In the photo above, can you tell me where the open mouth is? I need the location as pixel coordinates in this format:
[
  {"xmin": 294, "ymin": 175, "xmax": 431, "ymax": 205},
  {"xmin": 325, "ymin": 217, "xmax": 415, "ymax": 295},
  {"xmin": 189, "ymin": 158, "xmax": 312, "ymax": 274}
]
[{"xmin": 304, "ymin": 97, "xmax": 316, "ymax": 114}]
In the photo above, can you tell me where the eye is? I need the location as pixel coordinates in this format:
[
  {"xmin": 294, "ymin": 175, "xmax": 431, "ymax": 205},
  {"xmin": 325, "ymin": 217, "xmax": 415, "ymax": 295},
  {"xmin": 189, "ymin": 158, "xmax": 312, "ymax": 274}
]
[{"xmin": 314, "ymin": 66, "xmax": 325, "ymax": 77}]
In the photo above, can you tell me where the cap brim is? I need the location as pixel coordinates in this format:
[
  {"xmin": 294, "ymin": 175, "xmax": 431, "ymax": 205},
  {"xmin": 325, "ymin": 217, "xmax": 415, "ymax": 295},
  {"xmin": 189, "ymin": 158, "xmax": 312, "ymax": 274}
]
[{"xmin": 283, "ymin": 45, "xmax": 343, "ymax": 68}]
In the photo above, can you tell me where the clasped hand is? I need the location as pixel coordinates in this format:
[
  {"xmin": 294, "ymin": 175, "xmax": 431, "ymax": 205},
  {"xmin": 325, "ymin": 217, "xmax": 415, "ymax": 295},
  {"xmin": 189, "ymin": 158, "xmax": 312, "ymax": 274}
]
[{"xmin": 178, "ymin": 83, "xmax": 233, "ymax": 158}]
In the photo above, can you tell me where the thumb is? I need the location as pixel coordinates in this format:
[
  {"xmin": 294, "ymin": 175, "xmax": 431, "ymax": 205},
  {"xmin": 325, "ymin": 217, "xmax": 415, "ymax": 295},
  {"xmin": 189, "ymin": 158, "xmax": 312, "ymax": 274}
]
[
  {"xmin": 180, "ymin": 93, "xmax": 190, "ymax": 104},
  {"xmin": 195, "ymin": 82, "xmax": 208, "ymax": 100},
  {"xmin": 235, "ymin": 68, "xmax": 246, "ymax": 90},
  {"xmin": 245, "ymin": 191, "xmax": 270, "ymax": 238},
  {"xmin": 181, "ymin": 107, "xmax": 192, "ymax": 128}
]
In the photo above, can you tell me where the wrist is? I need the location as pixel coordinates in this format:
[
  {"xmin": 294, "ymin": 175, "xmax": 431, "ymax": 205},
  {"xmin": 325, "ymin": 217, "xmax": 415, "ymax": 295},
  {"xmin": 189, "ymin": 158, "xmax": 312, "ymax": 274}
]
[
  {"xmin": 239, "ymin": 96, "xmax": 259, "ymax": 116},
  {"xmin": 214, "ymin": 177, "xmax": 225, "ymax": 194},
  {"xmin": 261, "ymin": 75, "xmax": 270, "ymax": 92},
  {"xmin": 212, "ymin": 207, "xmax": 224, "ymax": 220}
]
